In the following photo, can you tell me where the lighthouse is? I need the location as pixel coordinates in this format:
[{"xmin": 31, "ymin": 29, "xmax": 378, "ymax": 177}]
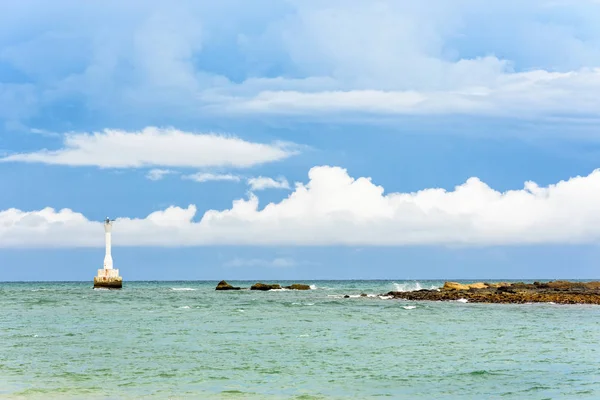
[{"xmin": 93, "ymin": 217, "xmax": 123, "ymax": 289}]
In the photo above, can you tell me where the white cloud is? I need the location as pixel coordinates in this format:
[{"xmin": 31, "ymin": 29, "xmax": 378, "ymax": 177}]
[
  {"xmin": 2, "ymin": 1, "xmax": 600, "ymax": 125},
  {"xmin": 224, "ymin": 258, "xmax": 297, "ymax": 268},
  {"xmin": 3, "ymin": 165, "xmax": 600, "ymax": 248},
  {"xmin": 0, "ymin": 127, "xmax": 298, "ymax": 168},
  {"xmin": 146, "ymin": 168, "xmax": 176, "ymax": 181},
  {"xmin": 247, "ymin": 176, "xmax": 290, "ymax": 191},
  {"xmin": 222, "ymin": 68, "xmax": 600, "ymax": 117},
  {"xmin": 183, "ymin": 172, "xmax": 241, "ymax": 183}
]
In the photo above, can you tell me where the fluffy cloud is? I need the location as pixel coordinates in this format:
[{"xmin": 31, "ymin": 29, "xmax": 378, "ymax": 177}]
[
  {"xmin": 247, "ymin": 176, "xmax": 290, "ymax": 191},
  {"xmin": 0, "ymin": 127, "xmax": 297, "ymax": 168},
  {"xmin": 3, "ymin": 165, "xmax": 600, "ymax": 248},
  {"xmin": 182, "ymin": 172, "xmax": 242, "ymax": 183}
]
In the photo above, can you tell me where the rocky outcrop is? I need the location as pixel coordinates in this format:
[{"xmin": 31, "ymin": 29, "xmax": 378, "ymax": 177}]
[
  {"xmin": 250, "ymin": 283, "xmax": 282, "ymax": 291},
  {"xmin": 384, "ymin": 281, "xmax": 600, "ymax": 304},
  {"xmin": 443, "ymin": 282, "xmax": 471, "ymax": 290},
  {"xmin": 443, "ymin": 282, "xmax": 489, "ymax": 290},
  {"xmin": 215, "ymin": 280, "xmax": 242, "ymax": 290},
  {"xmin": 215, "ymin": 281, "xmax": 313, "ymax": 291},
  {"xmin": 284, "ymin": 284, "xmax": 311, "ymax": 290}
]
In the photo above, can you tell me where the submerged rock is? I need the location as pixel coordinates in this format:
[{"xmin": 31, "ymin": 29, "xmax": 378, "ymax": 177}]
[
  {"xmin": 250, "ymin": 283, "xmax": 282, "ymax": 291},
  {"xmin": 215, "ymin": 280, "xmax": 242, "ymax": 290}
]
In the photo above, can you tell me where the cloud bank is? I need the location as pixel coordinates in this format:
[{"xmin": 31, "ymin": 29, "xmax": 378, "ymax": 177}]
[
  {"xmin": 224, "ymin": 69, "xmax": 600, "ymax": 117},
  {"xmin": 2, "ymin": 165, "xmax": 600, "ymax": 248},
  {"xmin": 2, "ymin": 0, "xmax": 600, "ymax": 126},
  {"xmin": 0, "ymin": 127, "xmax": 297, "ymax": 168}
]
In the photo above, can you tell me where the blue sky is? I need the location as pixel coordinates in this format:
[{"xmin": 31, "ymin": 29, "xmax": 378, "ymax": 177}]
[{"xmin": 2, "ymin": 0, "xmax": 600, "ymax": 281}]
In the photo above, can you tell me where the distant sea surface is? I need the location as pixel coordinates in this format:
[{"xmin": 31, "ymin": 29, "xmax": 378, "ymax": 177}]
[{"xmin": 1, "ymin": 280, "xmax": 599, "ymax": 399}]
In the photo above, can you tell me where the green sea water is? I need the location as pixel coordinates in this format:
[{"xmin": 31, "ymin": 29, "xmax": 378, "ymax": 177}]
[{"xmin": 1, "ymin": 280, "xmax": 599, "ymax": 399}]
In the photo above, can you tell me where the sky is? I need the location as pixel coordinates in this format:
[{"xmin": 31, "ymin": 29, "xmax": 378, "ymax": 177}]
[{"xmin": 2, "ymin": 0, "xmax": 600, "ymax": 281}]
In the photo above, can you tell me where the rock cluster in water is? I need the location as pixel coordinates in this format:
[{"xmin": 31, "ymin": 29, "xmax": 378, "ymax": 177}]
[
  {"xmin": 385, "ymin": 281, "xmax": 600, "ymax": 304},
  {"xmin": 215, "ymin": 281, "xmax": 311, "ymax": 291}
]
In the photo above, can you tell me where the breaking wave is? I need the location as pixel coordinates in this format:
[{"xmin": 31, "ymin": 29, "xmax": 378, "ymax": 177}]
[{"xmin": 392, "ymin": 282, "xmax": 439, "ymax": 292}]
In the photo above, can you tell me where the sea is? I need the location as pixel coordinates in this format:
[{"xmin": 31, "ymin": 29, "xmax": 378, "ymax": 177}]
[{"xmin": 1, "ymin": 280, "xmax": 599, "ymax": 399}]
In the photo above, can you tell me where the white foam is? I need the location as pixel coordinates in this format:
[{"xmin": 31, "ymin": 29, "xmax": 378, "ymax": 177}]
[
  {"xmin": 403, "ymin": 306, "xmax": 417, "ymax": 310},
  {"xmin": 270, "ymin": 288, "xmax": 290, "ymax": 291},
  {"xmin": 393, "ymin": 282, "xmax": 439, "ymax": 292},
  {"xmin": 456, "ymin": 298, "xmax": 469, "ymax": 303},
  {"xmin": 310, "ymin": 284, "xmax": 317, "ymax": 290},
  {"xmin": 237, "ymin": 309, "xmax": 245, "ymax": 312},
  {"xmin": 179, "ymin": 306, "xmax": 190, "ymax": 309},
  {"xmin": 378, "ymin": 295, "xmax": 393, "ymax": 300},
  {"xmin": 171, "ymin": 288, "xmax": 196, "ymax": 291}
]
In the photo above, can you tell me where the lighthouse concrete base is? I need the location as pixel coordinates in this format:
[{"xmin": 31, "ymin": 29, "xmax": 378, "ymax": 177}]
[{"xmin": 94, "ymin": 268, "xmax": 122, "ymax": 289}]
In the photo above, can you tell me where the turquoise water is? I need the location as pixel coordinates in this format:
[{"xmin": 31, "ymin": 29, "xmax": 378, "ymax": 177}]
[{"xmin": 1, "ymin": 280, "xmax": 599, "ymax": 399}]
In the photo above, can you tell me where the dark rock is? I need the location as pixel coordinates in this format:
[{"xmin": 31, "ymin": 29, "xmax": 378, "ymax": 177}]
[
  {"xmin": 344, "ymin": 295, "xmax": 350, "ymax": 298},
  {"xmin": 360, "ymin": 293, "xmax": 368, "ymax": 297},
  {"xmin": 497, "ymin": 286, "xmax": 516, "ymax": 293},
  {"xmin": 250, "ymin": 282, "xmax": 282, "ymax": 291},
  {"xmin": 284, "ymin": 284, "xmax": 311, "ymax": 290},
  {"xmin": 215, "ymin": 280, "xmax": 242, "ymax": 290}
]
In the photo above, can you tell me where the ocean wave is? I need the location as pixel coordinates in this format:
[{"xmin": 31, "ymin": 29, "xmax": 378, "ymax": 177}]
[
  {"xmin": 311, "ymin": 285, "xmax": 334, "ymax": 290},
  {"xmin": 402, "ymin": 305, "xmax": 417, "ymax": 310},
  {"xmin": 456, "ymin": 298, "xmax": 469, "ymax": 303},
  {"xmin": 393, "ymin": 281, "xmax": 439, "ymax": 292},
  {"xmin": 179, "ymin": 306, "xmax": 191, "ymax": 309},
  {"xmin": 171, "ymin": 288, "xmax": 196, "ymax": 291}
]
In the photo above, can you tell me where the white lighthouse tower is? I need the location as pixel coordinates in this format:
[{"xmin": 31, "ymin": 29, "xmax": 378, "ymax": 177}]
[
  {"xmin": 103, "ymin": 217, "xmax": 113, "ymax": 269},
  {"xmin": 93, "ymin": 217, "xmax": 123, "ymax": 289}
]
